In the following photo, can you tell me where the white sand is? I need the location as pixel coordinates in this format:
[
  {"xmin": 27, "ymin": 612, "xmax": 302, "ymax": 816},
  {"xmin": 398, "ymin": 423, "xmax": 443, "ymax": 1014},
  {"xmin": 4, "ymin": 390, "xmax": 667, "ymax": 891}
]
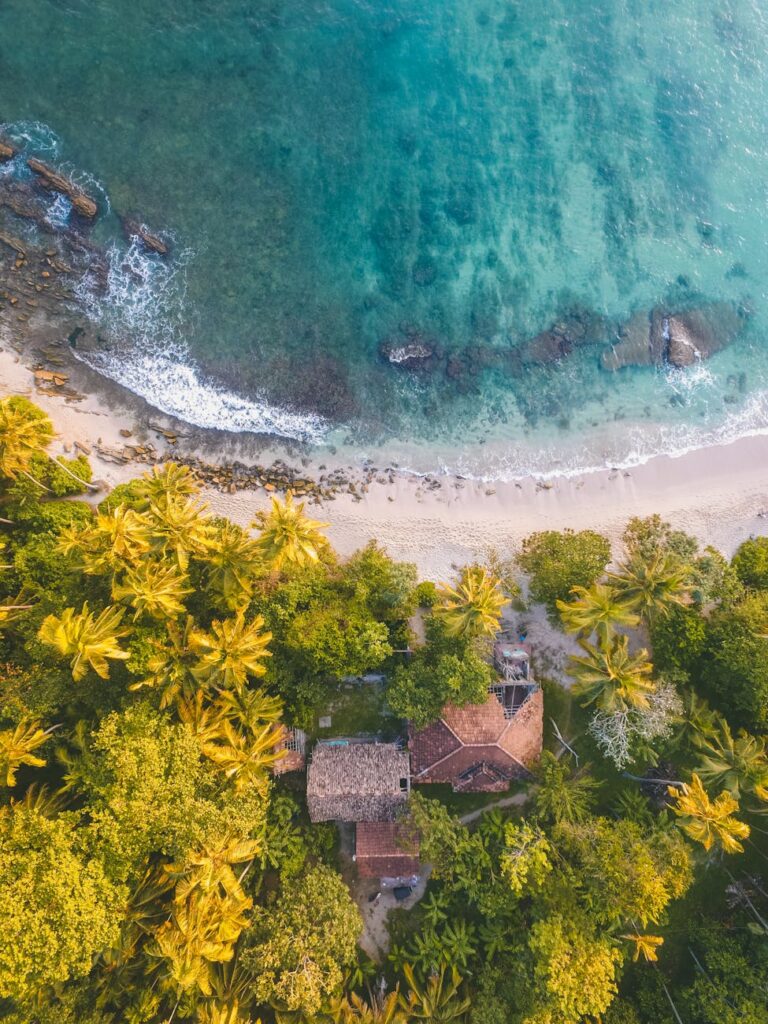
[{"xmin": 2, "ymin": 347, "xmax": 768, "ymax": 582}]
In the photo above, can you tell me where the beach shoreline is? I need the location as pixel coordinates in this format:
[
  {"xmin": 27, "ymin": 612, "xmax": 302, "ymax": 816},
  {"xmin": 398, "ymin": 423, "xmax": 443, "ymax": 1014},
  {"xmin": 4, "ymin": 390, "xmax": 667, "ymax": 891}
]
[{"xmin": 2, "ymin": 343, "xmax": 768, "ymax": 581}]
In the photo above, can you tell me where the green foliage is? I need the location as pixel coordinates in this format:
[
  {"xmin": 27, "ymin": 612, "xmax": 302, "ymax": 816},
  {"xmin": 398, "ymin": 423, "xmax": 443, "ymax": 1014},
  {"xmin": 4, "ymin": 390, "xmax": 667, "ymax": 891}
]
[
  {"xmin": 285, "ymin": 596, "xmax": 392, "ymax": 678},
  {"xmin": 387, "ymin": 641, "xmax": 491, "ymax": 728},
  {"xmin": 65, "ymin": 703, "xmax": 244, "ymax": 883},
  {"xmin": 0, "ymin": 803, "xmax": 123, "ymax": 1005},
  {"xmin": 649, "ymin": 603, "xmax": 707, "ymax": 677},
  {"xmin": 533, "ymin": 752, "xmax": 601, "ymax": 825},
  {"xmin": 343, "ymin": 541, "xmax": 418, "ymax": 622},
  {"xmin": 414, "ymin": 580, "xmax": 439, "ymax": 607},
  {"xmin": 679, "ymin": 927, "xmax": 768, "ymax": 1024},
  {"xmin": 518, "ymin": 529, "xmax": 611, "ymax": 613},
  {"xmin": 242, "ymin": 864, "xmax": 361, "ymax": 1015},
  {"xmin": 526, "ymin": 912, "xmax": 621, "ymax": 1024},
  {"xmin": 501, "ymin": 821, "xmax": 552, "ymax": 897},
  {"xmin": 732, "ymin": 536, "xmax": 768, "ymax": 590},
  {"xmin": 699, "ymin": 592, "xmax": 768, "ymax": 728}
]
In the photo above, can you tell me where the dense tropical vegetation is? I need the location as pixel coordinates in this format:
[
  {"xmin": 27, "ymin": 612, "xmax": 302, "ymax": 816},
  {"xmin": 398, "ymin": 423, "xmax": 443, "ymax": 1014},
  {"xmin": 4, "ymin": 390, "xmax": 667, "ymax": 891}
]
[{"xmin": 1, "ymin": 398, "xmax": 767, "ymax": 1024}]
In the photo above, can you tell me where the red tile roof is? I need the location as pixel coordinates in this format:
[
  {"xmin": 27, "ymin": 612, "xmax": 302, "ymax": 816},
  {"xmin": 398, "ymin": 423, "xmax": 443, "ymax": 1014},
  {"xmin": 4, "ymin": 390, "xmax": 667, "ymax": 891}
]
[
  {"xmin": 409, "ymin": 688, "xmax": 543, "ymax": 792},
  {"xmin": 356, "ymin": 822, "xmax": 420, "ymax": 879}
]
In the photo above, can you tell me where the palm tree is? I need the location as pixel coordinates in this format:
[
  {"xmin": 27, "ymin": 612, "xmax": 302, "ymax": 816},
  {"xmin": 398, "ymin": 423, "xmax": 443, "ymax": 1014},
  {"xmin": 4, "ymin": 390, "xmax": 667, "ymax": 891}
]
[
  {"xmin": 533, "ymin": 751, "xmax": 601, "ymax": 825},
  {"xmin": 134, "ymin": 615, "xmax": 204, "ymax": 708},
  {"xmin": 112, "ymin": 562, "xmax": 192, "ymax": 621},
  {"xmin": 437, "ymin": 566, "xmax": 506, "ymax": 639},
  {"xmin": 569, "ymin": 634, "xmax": 655, "ymax": 712},
  {"xmin": 177, "ymin": 691, "xmax": 225, "ymax": 744},
  {"xmin": 199, "ymin": 718, "xmax": 283, "ymax": 793},
  {"xmin": 252, "ymin": 491, "xmax": 329, "ymax": 570},
  {"xmin": 668, "ymin": 773, "xmax": 751, "ymax": 855},
  {"xmin": 556, "ymin": 582, "xmax": 639, "ymax": 642},
  {"xmin": 695, "ymin": 721, "xmax": 768, "ymax": 803},
  {"xmin": 146, "ymin": 496, "xmax": 212, "ymax": 570},
  {"xmin": 133, "ymin": 461, "xmax": 200, "ymax": 509},
  {"xmin": 608, "ymin": 550, "xmax": 692, "ymax": 624},
  {"xmin": 206, "ymin": 522, "xmax": 264, "ymax": 609},
  {"xmin": 38, "ymin": 602, "xmax": 130, "ymax": 681},
  {"xmin": 399, "ymin": 964, "xmax": 470, "ymax": 1023},
  {"xmin": 0, "ymin": 719, "xmax": 58, "ymax": 786},
  {"xmin": 331, "ymin": 991, "xmax": 405, "ymax": 1024},
  {"xmin": 193, "ymin": 613, "xmax": 272, "ymax": 692},
  {"xmin": 216, "ymin": 687, "xmax": 283, "ymax": 736},
  {"xmin": 620, "ymin": 933, "xmax": 664, "ymax": 962},
  {"xmin": 167, "ymin": 836, "xmax": 261, "ymax": 903},
  {"xmin": 0, "ymin": 395, "xmax": 97, "ymax": 492},
  {"xmin": 59, "ymin": 506, "xmax": 153, "ymax": 575}
]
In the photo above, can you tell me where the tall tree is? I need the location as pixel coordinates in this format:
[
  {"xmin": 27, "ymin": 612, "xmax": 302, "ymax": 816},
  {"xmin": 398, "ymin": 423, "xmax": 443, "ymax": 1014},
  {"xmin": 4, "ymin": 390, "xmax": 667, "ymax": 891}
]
[
  {"xmin": 0, "ymin": 719, "xmax": 56, "ymax": 786},
  {"xmin": 112, "ymin": 561, "xmax": 192, "ymax": 621},
  {"xmin": 199, "ymin": 717, "xmax": 282, "ymax": 793},
  {"xmin": 38, "ymin": 602, "xmax": 130, "ymax": 682},
  {"xmin": 399, "ymin": 964, "xmax": 471, "ymax": 1023},
  {"xmin": 252, "ymin": 491, "xmax": 330, "ymax": 570},
  {"xmin": 436, "ymin": 565, "xmax": 506, "ymax": 639},
  {"xmin": 557, "ymin": 582, "xmax": 639, "ymax": 642},
  {"xmin": 205, "ymin": 522, "xmax": 264, "ymax": 609},
  {"xmin": 533, "ymin": 751, "xmax": 601, "ymax": 825},
  {"xmin": 569, "ymin": 634, "xmax": 655, "ymax": 712},
  {"xmin": 695, "ymin": 719, "xmax": 768, "ymax": 803},
  {"xmin": 668, "ymin": 774, "xmax": 751, "ymax": 854},
  {"xmin": 608, "ymin": 550, "xmax": 692, "ymax": 624},
  {"xmin": 193, "ymin": 613, "xmax": 272, "ymax": 692},
  {"xmin": 0, "ymin": 395, "xmax": 97, "ymax": 492}
]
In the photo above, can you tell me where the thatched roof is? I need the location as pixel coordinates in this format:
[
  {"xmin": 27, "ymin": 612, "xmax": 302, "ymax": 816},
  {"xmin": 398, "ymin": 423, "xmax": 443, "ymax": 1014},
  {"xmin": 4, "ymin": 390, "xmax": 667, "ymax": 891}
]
[
  {"xmin": 307, "ymin": 742, "xmax": 410, "ymax": 823},
  {"xmin": 409, "ymin": 686, "xmax": 543, "ymax": 792},
  {"xmin": 356, "ymin": 822, "xmax": 420, "ymax": 879}
]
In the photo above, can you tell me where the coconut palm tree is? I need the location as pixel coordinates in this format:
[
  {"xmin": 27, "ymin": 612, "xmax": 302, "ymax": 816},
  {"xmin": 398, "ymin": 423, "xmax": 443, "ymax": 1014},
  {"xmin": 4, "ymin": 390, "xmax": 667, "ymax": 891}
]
[
  {"xmin": 133, "ymin": 615, "xmax": 204, "ymax": 708},
  {"xmin": 620, "ymin": 933, "xmax": 664, "ymax": 962},
  {"xmin": 330, "ymin": 990, "xmax": 405, "ymax": 1024},
  {"xmin": 216, "ymin": 687, "xmax": 283, "ymax": 737},
  {"xmin": 112, "ymin": 561, "xmax": 192, "ymax": 621},
  {"xmin": 193, "ymin": 613, "xmax": 272, "ymax": 692},
  {"xmin": 399, "ymin": 964, "xmax": 470, "ymax": 1023},
  {"xmin": 569, "ymin": 634, "xmax": 655, "ymax": 712},
  {"xmin": 205, "ymin": 522, "xmax": 264, "ymax": 609},
  {"xmin": 0, "ymin": 719, "xmax": 58, "ymax": 786},
  {"xmin": 556, "ymin": 582, "xmax": 639, "ymax": 642},
  {"xmin": 437, "ymin": 565, "xmax": 506, "ymax": 639},
  {"xmin": 0, "ymin": 395, "xmax": 97, "ymax": 492},
  {"xmin": 133, "ymin": 461, "xmax": 200, "ymax": 509},
  {"xmin": 668, "ymin": 773, "xmax": 750, "ymax": 855},
  {"xmin": 695, "ymin": 721, "xmax": 768, "ymax": 804},
  {"xmin": 167, "ymin": 836, "xmax": 261, "ymax": 903},
  {"xmin": 533, "ymin": 751, "xmax": 601, "ymax": 825},
  {"xmin": 38, "ymin": 602, "xmax": 130, "ymax": 681},
  {"xmin": 177, "ymin": 691, "xmax": 225, "ymax": 744},
  {"xmin": 199, "ymin": 718, "xmax": 283, "ymax": 793},
  {"xmin": 59, "ymin": 506, "xmax": 153, "ymax": 575},
  {"xmin": 146, "ymin": 496, "xmax": 212, "ymax": 570},
  {"xmin": 252, "ymin": 491, "xmax": 330, "ymax": 570},
  {"xmin": 607, "ymin": 550, "xmax": 692, "ymax": 624}
]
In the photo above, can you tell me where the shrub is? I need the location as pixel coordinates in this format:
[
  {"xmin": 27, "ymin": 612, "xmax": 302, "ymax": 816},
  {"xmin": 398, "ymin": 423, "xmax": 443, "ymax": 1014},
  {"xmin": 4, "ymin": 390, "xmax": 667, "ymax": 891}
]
[{"xmin": 518, "ymin": 529, "xmax": 611, "ymax": 612}]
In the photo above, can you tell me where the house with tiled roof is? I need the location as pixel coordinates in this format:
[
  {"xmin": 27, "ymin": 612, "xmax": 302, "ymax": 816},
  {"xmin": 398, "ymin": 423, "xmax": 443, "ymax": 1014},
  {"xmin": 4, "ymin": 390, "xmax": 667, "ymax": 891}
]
[
  {"xmin": 306, "ymin": 741, "xmax": 410, "ymax": 823},
  {"xmin": 408, "ymin": 641, "xmax": 543, "ymax": 793},
  {"xmin": 354, "ymin": 822, "xmax": 420, "ymax": 884}
]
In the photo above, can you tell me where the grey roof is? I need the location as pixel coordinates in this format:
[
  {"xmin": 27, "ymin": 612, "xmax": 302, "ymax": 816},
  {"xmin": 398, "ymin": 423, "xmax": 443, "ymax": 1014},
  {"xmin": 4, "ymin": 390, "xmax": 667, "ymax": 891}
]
[{"xmin": 307, "ymin": 742, "xmax": 410, "ymax": 823}]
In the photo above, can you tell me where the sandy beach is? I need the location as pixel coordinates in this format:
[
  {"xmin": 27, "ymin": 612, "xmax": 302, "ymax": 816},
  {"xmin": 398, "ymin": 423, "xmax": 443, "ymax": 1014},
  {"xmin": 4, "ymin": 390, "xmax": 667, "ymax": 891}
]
[{"xmin": 2, "ymin": 344, "xmax": 768, "ymax": 582}]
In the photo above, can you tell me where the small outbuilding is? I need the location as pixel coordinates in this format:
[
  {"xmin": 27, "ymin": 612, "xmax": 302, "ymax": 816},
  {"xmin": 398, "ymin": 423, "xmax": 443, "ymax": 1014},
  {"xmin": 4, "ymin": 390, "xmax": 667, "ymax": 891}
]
[
  {"xmin": 355, "ymin": 822, "xmax": 420, "ymax": 883},
  {"xmin": 306, "ymin": 741, "xmax": 411, "ymax": 823},
  {"xmin": 272, "ymin": 726, "xmax": 307, "ymax": 775}
]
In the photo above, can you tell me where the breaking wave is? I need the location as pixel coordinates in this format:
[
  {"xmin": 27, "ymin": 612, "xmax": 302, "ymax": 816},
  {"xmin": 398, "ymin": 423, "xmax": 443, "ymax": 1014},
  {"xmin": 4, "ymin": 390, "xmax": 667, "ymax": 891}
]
[{"xmin": 73, "ymin": 238, "xmax": 328, "ymax": 443}]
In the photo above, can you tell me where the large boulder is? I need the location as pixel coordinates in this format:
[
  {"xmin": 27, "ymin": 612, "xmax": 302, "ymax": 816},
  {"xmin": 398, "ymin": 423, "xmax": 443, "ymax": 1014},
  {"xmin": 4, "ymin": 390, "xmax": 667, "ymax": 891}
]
[
  {"xmin": 121, "ymin": 217, "xmax": 169, "ymax": 256},
  {"xmin": 602, "ymin": 301, "xmax": 745, "ymax": 371},
  {"xmin": 27, "ymin": 158, "xmax": 98, "ymax": 218},
  {"xmin": 379, "ymin": 329, "xmax": 442, "ymax": 371},
  {"xmin": 0, "ymin": 139, "xmax": 15, "ymax": 162}
]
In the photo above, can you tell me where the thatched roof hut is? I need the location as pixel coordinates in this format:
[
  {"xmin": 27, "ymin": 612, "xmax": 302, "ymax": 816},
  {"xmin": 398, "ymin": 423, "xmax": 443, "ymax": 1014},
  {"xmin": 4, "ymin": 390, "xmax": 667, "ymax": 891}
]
[{"xmin": 306, "ymin": 742, "xmax": 410, "ymax": 823}]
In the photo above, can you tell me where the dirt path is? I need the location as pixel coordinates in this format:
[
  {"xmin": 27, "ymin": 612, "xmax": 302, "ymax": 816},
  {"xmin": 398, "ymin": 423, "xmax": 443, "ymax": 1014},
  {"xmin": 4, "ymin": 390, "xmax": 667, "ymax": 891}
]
[{"xmin": 458, "ymin": 789, "xmax": 529, "ymax": 825}]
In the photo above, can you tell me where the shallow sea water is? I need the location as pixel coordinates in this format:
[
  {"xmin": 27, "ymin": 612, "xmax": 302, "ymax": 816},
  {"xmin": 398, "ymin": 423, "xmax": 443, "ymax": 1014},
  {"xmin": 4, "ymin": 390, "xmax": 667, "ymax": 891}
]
[{"xmin": 2, "ymin": 0, "xmax": 768, "ymax": 476}]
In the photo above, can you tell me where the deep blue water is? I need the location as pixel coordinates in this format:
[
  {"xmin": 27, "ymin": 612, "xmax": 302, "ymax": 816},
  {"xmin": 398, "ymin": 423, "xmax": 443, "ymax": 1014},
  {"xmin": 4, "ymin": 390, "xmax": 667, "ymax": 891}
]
[{"xmin": 2, "ymin": 0, "xmax": 768, "ymax": 476}]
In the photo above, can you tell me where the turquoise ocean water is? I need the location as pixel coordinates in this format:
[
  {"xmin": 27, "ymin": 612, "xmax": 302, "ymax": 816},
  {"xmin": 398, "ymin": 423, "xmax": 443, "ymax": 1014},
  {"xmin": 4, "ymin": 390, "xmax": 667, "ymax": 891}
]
[{"xmin": 2, "ymin": 0, "xmax": 768, "ymax": 477}]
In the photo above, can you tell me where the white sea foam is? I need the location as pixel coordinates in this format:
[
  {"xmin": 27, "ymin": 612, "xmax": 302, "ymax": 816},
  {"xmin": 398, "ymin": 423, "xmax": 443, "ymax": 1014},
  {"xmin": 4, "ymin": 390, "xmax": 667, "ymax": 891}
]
[
  {"xmin": 72, "ymin": 238, "xmax": 328, "ymax": 443},
  {"xmin": 0, "ymin": 120, "xmax": 61, "ymax": 157}
]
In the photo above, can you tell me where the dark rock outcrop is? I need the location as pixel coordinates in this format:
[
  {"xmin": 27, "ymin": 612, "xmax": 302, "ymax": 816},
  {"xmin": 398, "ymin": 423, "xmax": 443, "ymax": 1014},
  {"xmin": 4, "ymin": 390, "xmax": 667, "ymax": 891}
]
[
  {"xmin": 122, "ymin": 217, "xmax": 169, "ymax": 256},
  {"xmin": 27, "ymin": 158, "xmax": 98, "ymax": 218},
  {"xmin": 379, "ymin": 328, "xmax": 442, "ymax": 371},
  {"xmin": 0, "ymin": 139, "xmax": 15, "ymax": 162},
  {"xmin": 521, "ymin": 307, "xmax": 609, "ymax": 365},
  {"xmin": 602, "ymin": 301, "xmax": 745, "ymax": 371}
]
